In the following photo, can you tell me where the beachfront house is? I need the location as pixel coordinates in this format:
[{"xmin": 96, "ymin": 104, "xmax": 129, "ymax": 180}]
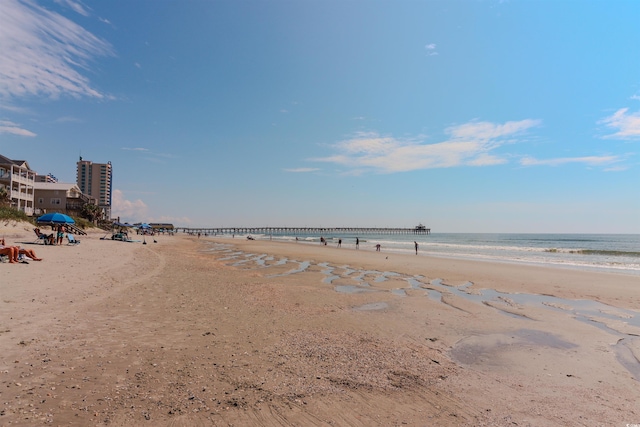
[
  {"xmin": 0, "ymin": 154, "xmax": 36, "ymax": 215},
  {"xmin": 33, "ymin": 182, "xmax": 96, "ymax": 217}
]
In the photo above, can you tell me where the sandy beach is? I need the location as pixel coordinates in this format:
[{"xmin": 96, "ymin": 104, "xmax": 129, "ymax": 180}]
[{"xmin": 1, "ymin": 221, "xmax": 639, "ymax": 426}]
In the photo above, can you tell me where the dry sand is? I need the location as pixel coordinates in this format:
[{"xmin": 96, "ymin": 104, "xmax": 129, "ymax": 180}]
[{"xmin": 1, "ymin": 221, "xmax": 639, "ymax": 426}]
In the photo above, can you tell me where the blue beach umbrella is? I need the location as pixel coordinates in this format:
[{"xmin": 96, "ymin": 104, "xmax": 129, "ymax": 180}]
[{"xmin": 37, "ymin": 212, "xmax": 75, "ymax": 224}]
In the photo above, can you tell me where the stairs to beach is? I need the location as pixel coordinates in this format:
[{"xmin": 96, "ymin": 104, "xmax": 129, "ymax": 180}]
[{"xmin": 66, "ymin": 223, "xmax": 87, "ymax": 235}]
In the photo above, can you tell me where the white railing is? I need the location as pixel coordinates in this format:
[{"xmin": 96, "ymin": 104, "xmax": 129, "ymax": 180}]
[
  {"xmin": 0, "ymin": 172, "xmax": 35, "ymax": 185},
  {"xmin": 10, "ymin": 189, "xmax": 34, "ymax": 200}
]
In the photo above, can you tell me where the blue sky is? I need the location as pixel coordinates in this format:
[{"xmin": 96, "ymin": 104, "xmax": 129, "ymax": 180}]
[{"xmin": 1, "ymin": 0, "xmax": 639, "ymax": 233}]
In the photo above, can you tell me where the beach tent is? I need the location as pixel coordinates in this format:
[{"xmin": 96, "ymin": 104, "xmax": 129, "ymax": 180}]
[
  {"xmin": 37, "ymin": 212, "xmax": 75, "ymax": 224},
  {"xmin": 112, "ymin": 221, "xmax": 133, "ymax": 228}
]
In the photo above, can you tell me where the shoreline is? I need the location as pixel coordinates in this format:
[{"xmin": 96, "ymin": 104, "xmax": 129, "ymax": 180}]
[
  {"xmin": 203, "ymin": 236, "xmax": 640, "ymax": 424},
  {"xmin": 206, "ymin": 236, "xmax": 640, "ymax": 310},
  {"xmin": 1, "ymin": 222, "xmax": 639, "ymax": 425},
  {"xmin": 216, "ymin": 232, "xmax": 640, "ymax": 278}
]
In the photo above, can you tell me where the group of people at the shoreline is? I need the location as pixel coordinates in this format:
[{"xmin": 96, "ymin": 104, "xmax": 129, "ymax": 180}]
[
  {"xmin": 316, "ymin": 236, "xmax": 419, "ymax": 254},
  {"xmin": 0, "ymin": 238, "xmax": 42, "ymax": 263}
]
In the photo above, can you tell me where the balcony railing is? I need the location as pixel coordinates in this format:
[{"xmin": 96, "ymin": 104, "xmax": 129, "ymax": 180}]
[
  {"xmin": 10, "ymin": 189, "xmax": 34, "ymax": 200},
  {"xmin": 0, "ymin": 172, "xmax": 35, "ymax": 185}
]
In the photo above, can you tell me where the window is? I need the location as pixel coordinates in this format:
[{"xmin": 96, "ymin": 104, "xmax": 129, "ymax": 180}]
[
  {"xmin": 50, "ymin": 198, "xmax": 61, "ymax": 205},
  {"xmin": 38, "ymin": 198, "xmax": 44, "ymax": 204}
]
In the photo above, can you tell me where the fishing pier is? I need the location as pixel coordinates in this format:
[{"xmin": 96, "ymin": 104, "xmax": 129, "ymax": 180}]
[{"xmin": 177, "ymin": 225, "xmax": 430, "ymax": 236}]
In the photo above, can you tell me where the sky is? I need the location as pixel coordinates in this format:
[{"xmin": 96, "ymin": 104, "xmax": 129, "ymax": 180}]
[{"xmin": 1, "ymin": 0, "xmax": 639, "ymax": 233}]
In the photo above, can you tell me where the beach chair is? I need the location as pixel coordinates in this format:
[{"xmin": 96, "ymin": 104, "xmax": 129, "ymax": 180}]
[
  {"xmin": 34, "ymin": 228, "xmax": 52, "ymax": 245},
  {"xmin": 67, "ymin": 234, "xmax": 80, "ymax": 245}
]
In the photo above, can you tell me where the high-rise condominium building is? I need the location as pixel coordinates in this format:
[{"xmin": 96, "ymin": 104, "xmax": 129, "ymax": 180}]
[{"xmin": 76, "ymin": 157, "xmax": 112, "ymax": 220}]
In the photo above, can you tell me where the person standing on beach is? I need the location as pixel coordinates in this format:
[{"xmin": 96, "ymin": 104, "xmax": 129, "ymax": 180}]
[
  {"xmin": 376, "ymin": 243, "xmax": 381, "ymax": 252},
  {"xmin": 414, "ymin": 241, "xmax": 418, "ymax": 255},
  {"xmin": 57, "ymin": 225, "xmax": 65, "ymax": 245},
  {"xmin": 356, "ymin": 237, "xmax": 359, "ymax": 249},
  {"xmin": 337, "ymin": 238, "xmax": 342, "ymax": 248}
]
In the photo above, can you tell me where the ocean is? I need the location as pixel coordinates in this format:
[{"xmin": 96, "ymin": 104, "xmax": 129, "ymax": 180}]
[{"xmin": 233, "ymin": 232, "xmax": 640, "ymax": 277}]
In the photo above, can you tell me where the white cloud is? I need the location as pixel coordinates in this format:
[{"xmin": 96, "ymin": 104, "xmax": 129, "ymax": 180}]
[
  {"xmin": 603, "ymin": 165, "xmax": 629, "ymax": 172},
  {"xmin": 312, "ymin": 119, "xmax": 540, "ymax": 173},
  {"xmin": 53, "ymin": 0, "xmax": 90, "ymax": 17},
  {"xmin": 0, "ymin": 120, "xmax": 36, "ymax": 136},
  {"xmin": 600, "ymin": 108, "xmax": 640, "ymax": 140},
  {"xmin": 111, "ymin": 190, "xmax": 190, "ymax": 225},
  {"xmin": 54, "ymin": 116, "xmax": 81, "ymax": 123},
  {"xmin": 283, "ymin": 167, "xmax": 320, "ymax": 173},
  {"xmin": 0, "ymin": 0, "xmax": 114, "ymax": 100},
  {"xmin": 425, "ymin": 43, "xmax": 438, "ymax": 56},
  {"xmin": 120, "ymin": 147, "xmax": 176, "ymax": 165},
  {"xmin": 520, "ymin": 155, "xmax": 621, "ymax": 167},
  {"xmin": 446, "ymin": 119, "xmax": 541, "ymax": 143},
  {"xmin": 0, "ymin": 104, "xmax": 30, "ymax": 114},
  {"xmin": 122, "ymin": 147, "xmax": 150, "ymax": 152},
  {"xmin": 111, "ymin": 189, "xmax": 148, "ymax": 222}
]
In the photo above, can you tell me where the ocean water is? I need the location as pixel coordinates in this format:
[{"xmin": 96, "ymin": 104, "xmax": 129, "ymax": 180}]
[{"xmin": 233, "ymin": 232, "xmax": 640, "ymax": 277}]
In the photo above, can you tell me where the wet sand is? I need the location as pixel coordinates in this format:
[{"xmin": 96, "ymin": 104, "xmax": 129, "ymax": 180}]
[{"xmin": 1, "ymin": 222, "xmax": 639, "ymax": 426}]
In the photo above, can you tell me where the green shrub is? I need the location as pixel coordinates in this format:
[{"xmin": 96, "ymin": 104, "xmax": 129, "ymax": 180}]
[
  {"xmin": 0, "ymin": 208, "xmax": 99, "ymax": 231},
  {"xmin": 0, "ymin": 207, "xmax": 33, "ymax": 223},
  {"xmin": 72, "ymin": 217, "xmax": 93, "ymax": 230}
]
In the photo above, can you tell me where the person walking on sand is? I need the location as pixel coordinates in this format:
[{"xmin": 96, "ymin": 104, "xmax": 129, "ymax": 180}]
[
  {"xmin": 356, "ymin": 237, "xmax": 359, "ymax": 249},
  {"xmin": 376, "ymin": 243, "xmax": 381, "ymax": 252},
  {"xmin": 414, "ymin": 241, "xmax": 418, "ymax": 255},
  {"xmin": 337, "ymin": 238, "xmax": 342, "ymax": 248}
]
